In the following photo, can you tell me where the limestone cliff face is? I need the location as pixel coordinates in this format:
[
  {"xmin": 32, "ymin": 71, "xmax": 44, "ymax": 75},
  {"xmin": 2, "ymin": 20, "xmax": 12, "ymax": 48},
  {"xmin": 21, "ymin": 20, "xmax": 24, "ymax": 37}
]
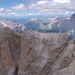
[
  {"xmin": 0, "ymin": 27, "xmax": 74, "ymax": 75},
  {"xmin": 52, "ymin": 37, "xmax": 75, "ymax": 75},
  {"xmin": 0, "ymin": 27, "xmax": 21, "ymax": 75},
  {"xmin": 18, "ymin": 31, "xmax": 68, "ymax": 75}
]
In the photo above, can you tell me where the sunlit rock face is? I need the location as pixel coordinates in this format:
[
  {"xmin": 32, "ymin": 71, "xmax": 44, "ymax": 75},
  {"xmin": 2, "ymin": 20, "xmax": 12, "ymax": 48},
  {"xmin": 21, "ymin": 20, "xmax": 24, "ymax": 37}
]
[
  {"xmin": 52, "ymin": 37, "xmax": 75, "ymax": 75},
  {"xmin": 1, "ymin": 27, "xmax": 74, "ymax": 75}
]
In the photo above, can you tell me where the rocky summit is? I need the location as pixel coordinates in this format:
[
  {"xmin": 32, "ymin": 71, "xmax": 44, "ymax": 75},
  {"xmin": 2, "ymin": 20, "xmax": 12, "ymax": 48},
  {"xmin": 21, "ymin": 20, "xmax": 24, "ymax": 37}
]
[{"xmin": 0, "ymin": 27, "xmax": 75, "ymax": 75}]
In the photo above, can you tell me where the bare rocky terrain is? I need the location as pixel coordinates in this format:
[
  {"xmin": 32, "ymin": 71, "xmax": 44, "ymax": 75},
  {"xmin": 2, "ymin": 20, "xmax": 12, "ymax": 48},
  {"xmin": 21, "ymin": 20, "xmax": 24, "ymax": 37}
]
[{"xmin": 0, "ymin": 27, "xmax": 75, "ymax": 75}]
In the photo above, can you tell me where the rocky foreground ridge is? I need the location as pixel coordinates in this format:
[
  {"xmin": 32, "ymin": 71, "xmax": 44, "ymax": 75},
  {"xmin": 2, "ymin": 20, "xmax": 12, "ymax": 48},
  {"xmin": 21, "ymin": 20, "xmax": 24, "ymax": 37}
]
[{"xmin": 0, "ymin": 27, "xmax": 75, "ymax": 75}]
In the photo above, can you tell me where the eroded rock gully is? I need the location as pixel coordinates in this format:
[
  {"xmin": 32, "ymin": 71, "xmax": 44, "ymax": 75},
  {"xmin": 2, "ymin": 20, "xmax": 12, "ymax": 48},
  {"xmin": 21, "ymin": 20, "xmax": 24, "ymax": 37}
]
[{"xmin": 0, "ymin": 27, "xmax": 75, "ymax": 75}]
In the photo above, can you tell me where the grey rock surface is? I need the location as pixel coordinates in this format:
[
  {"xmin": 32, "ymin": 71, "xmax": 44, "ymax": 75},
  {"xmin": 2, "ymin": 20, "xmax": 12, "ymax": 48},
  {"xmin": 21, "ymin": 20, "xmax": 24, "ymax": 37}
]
[
  {"xmin": 18, "ymin": 31, "xmax": 68, "ymax": 75},
  {"xmin": 0, "ymin": 27, "xmax": 71, "ymax": 75},
  {"xmin": 52, "ymin": 37, "xmax": 75, "ymax": 75}
]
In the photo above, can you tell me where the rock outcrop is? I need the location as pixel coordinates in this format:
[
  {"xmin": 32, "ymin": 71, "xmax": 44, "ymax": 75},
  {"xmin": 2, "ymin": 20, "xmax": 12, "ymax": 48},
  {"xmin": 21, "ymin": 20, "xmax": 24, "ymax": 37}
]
[
  {"xmin": 0, "ymin": 27, "xmax": 21, "ymax": 75},
  {"xmin": 1, "ymin": 27, "xmax": 75, "ymax": 75},
  {"xmin": 18, "ymin": 31, "xmax": 68, "ymax": 75},
  {"xmin": 52, "ymin": 37, "xmax": 75, "ymax": 75}
]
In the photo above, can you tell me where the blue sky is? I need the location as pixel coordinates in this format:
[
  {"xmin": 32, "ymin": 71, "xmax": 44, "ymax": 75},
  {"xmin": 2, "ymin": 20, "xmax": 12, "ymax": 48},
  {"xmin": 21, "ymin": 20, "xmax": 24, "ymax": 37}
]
[{"xmin": 0, "ymin": 0, "xmax": 75, "ymax": 18}]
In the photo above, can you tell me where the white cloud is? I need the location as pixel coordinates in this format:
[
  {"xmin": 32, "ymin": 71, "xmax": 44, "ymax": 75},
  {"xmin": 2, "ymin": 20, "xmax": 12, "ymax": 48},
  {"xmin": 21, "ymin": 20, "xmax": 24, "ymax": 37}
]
[
  {"xmin": 0, "ymin": 0, "xmax": 75, "ymax": 16},
  {"xmin": 7, "ymin": 13, "xmax": 20, "ymax": 17},
  {"xmin": 0, "ymin": 4, "xmax": 27, "ymax": 12},
  {"xmin": 36, "ymin": 1, "xmax": 47, "ymax": 5},
  {"xmin": 65, "ymin": 11, "xmax": 74, "ymax": 15},
  {"xmin": 0, "ymin": 12, "xmax": 42, "ymax": 17},
  {"xmin": 24, "ymin": 12, "xmax": 43, "ymax": 16},
  {"xmin": 10, "ymin": 12, "xmax": 17, "ymax": 15},
  {"xmin": 54, "ymin": 0, "xmax": 71, "ymax": 3},
  {"xmin": 0, "ymin": 8, "xmax": 4, "ymax": 12},
  {"xmin": 0, "ymin": 13, "xmax": 26, "ymax": 17},
  {"xmin": 28, "ymin": 0, "xmax": 75, "ymax": 15},
  {"xmin": 0, "ymin": 13, "xmax": 20, "ymax": 17},
  {"xmin": 10, "ymin": 4, "xmax": 27, "ymax": 11}
]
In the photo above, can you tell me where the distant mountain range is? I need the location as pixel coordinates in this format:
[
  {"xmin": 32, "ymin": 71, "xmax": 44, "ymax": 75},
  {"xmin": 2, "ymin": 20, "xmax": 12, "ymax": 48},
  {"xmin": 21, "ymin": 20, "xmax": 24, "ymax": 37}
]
[
  {"xmin": 0, "ymin": 19, "xmax": 31, "ymax": 31},
  {"xmin": 24, "ymin": 14, "xmax": 75, "ymax": 41},
  {"xmin": 0, "ymin": 13, "xmax": 75, "ymax": 41},
  {"xmin": 24, "ymin": 17, "xmax": 58, "ymax": 30}
]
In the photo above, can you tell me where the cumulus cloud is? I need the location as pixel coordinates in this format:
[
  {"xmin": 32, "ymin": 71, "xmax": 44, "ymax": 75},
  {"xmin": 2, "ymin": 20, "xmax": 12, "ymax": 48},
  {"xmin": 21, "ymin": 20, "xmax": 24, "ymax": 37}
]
[
  {"xmin": 0, "ymin": 12, "xmax": 43, "ymax": 17},
  {"xmin": 25, "ymin": 12, "xmax": 43, "ymax": 16},
  {"xmin": 0, "ymin": 13, "xmax": 22, "ymax": 17},
  {"xmin": 36, "ymin": 1, "xmax": 47, "ymax": 5},
  {"xmin": 8, "ymin": 13, "xmax": 26, "ymax": 17},
  {"xmin": 10, "ymin": 4, "xmax": 27, "ymax": 11},
  {"xmin": 0, "ymin": 0, "xmax": 75, "ymax": 16},
  {"xmin": 8, "ymin": 13, "xmax": 19, "ymax": 17},
  {"xmin": 28, "ymin": 0, "xmax": 75, "ymax": 15},
  {"xmin": 0, "ymin": 4, "xmax": 27, "ymax": 12},
  {"xmin": 54, "ymin": 0, "xmax": 71, "ymax": 3},
  {"xmin": 0, "ymin": 8, "xmax": 4, "ymax": 12}
]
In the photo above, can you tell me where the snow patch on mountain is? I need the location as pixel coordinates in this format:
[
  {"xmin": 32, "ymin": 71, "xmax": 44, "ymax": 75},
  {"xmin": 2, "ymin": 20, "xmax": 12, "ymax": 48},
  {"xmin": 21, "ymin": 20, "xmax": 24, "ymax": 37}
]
[
  {"xmin": 0, "ymin": 19, "xmax": 28, "ymax": 31},
  {"xmin": 30, "ymin": 17, "xmax": 37, "ymax": 21},
  {"xmin": 2, "ymin": 22, "xmax": 7, "ymax": 27}
]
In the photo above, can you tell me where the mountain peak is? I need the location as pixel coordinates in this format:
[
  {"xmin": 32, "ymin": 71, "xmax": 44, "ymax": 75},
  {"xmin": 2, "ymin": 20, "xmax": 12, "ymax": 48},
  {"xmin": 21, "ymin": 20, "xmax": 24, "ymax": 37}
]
[
  {"xmin": 30, "ymin": 17, "xmax": 37, "ymax": 21},
  {"xmin": 70, "ymin": 13, "xmax": 75, "ymax": 19},
  {"xmin": 70, "ymin": 13, "xmax": 75, "ymax": 23}
]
